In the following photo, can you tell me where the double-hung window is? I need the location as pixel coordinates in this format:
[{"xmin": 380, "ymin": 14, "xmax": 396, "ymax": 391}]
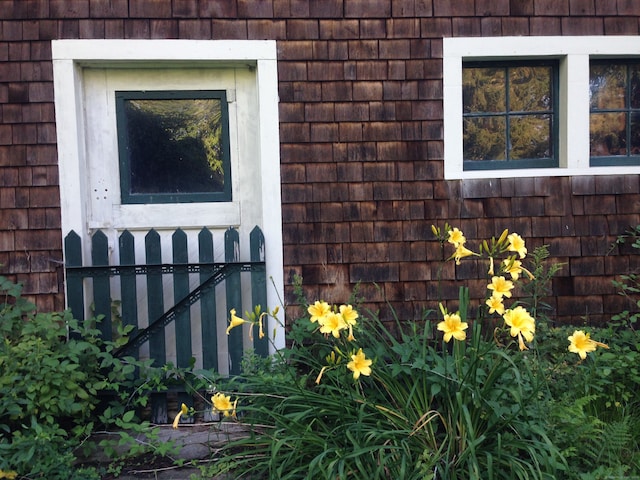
[{"xmin": 444, "ymin": 36, "xmax": 640, "ymax": 179}]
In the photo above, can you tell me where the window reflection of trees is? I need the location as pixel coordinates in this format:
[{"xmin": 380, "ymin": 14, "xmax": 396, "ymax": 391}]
[
  {"xmin": 125, "ymin": 98, "xmax": 225, "ymax": 195},
  {"xmin": 463, "ymin": 64, "xmax": 553, "ymax": 163},
  {"xmin": 590, "ymin": 62, "xmax": 640, "ymax": 158}
]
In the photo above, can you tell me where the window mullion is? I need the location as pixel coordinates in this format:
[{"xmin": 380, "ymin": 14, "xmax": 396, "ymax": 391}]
[
  {"xmin": 563, "ymin": 54, "xmax": 590, "ymax": 169},
  {"xmin": 505, "ymin": 66, "xmax": 511, "ymax": 161},
  {"xmin": 626, "ymin": 64, "xmax": 632, "ymax": 157}
]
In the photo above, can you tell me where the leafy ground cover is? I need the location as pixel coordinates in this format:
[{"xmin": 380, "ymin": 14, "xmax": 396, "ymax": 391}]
[{"xmin": 2, "ymin": 225, "xmax": 640, "ymax": 479}]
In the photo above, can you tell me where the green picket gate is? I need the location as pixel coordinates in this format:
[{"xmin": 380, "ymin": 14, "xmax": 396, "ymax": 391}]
[{"xmin": 63, "ymin": 226, "xmax": 268, "ymax": 422}]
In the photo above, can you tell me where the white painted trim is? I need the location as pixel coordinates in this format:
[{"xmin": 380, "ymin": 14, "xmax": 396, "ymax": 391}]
[
  {"xmin": 255, "ymin": 58, "xmax": 285, "ymax": 349},
  {"xmin": 52, "ymin": 59, "xmax": 88, "ymax": 235},
  {"xmin": 443, "ymin": 36, "xmax": 640, "ymax": 180},
  {"xmin": 51, "ymin": 39, "xmax": 277, "ymax": 62}
]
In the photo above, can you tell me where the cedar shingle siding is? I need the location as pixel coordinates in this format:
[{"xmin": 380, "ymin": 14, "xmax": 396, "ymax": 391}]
[{"xmin": 1, "ymin": 0, "xmax": 639, "ymax": 324}]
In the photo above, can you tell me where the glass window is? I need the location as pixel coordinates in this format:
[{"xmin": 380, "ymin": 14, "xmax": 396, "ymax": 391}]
[
  {"xmin": 462, "ymin": 62, "xmax": 558, "ymax": 171},
  {"xmin": 116, "ymin": 90, "xmax": 232, "ymax": 204},
  {"xmin": 590, "ymin": 60, "xmax": 640, "ymax": 166}
]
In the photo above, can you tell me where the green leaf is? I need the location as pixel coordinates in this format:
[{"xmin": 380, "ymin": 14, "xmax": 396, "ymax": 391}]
[{"xmin": 122, "ymin": 410, "xmax": 135, "ymax": 423}]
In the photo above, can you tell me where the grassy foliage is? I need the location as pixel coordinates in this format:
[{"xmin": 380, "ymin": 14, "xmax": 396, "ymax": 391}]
[{"xmin": 198, "ymin": 227, "xmax": 640, "ymax": 480}]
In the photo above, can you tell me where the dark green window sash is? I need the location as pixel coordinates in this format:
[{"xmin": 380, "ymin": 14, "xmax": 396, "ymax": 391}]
[
  {"xmin": 462, "ymin": 60, "xmax": 559, "ymax": 171},
  {"xmin": 589, "ymin": 59, "xmax": 640, "ymax": 167},
  {"xmin": 116, "ymin": 90, "xmax": 232, "ymax": 204}
]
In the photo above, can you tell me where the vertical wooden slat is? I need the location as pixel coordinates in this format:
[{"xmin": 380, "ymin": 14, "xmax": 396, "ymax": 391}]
[
  {"xmin": 64, "ymin": 231, "xmax": 85, "ymax": 335},
  {"xmin": 225, "ymin": 227, "xmax": 243, "ymax": 375},
  {"xmin": 198, "ymin": 227, "xmax": 218, "ymax": 371},
  {"xmin": 91, "ymin": 230, "xmax": 112, "ymax": 341},
  {"xmin": 172, "ymin": 229, "xmax": 192, "ymax": 368},
  {"xmin": 145, "ymin": 229, "xmax": 167, "ymax": 423},
  {"xmin": 172, "ymin": 229, "xmax": 192, "ymax": 416},
  {"xmin": 145, "ymin": 229, "xmax": 165, "ymax": 366},
  {"xmin": 250, "ymin": 226, "xmax": 269, "ymax": 356},
  {"xmin": 119, "ymin": 230, "xmax": 138, "ymax": 355}
]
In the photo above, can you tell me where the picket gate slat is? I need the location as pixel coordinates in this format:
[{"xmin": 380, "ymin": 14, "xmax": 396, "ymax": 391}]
[
  {"xmin": 119, "ymin": 230, "xmax": 138, "ymax": 343},
  {"xmin": 172, "ymin": 229, "xmax": 192, "ymax": 369},
  {"xmin": 198, "ymin": 228, "xmax": 218, "ymax": 371},
  {"xmin": 250, "ymin": 226, "xmax": 269, "ymax": 356},
  {"xmin": 64, "ymin": 231, "xmax": 85, "ymax": 333},
  {"xmin": 145, "ymin": 230, "xmax": 166, "ymax": 367},
  {"xmin": 172, "ymin": 229, "xmax": 193, "ymax": 419},
  {"xmin": 91, "ymin": 230, "xmax": 112, "ymax": 341},
  {"xmin": 224, "ymin": 227, "xmax": 243, "ymax": 375}
]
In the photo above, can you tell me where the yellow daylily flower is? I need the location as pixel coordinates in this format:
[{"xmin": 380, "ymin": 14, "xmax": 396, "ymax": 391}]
[
  {"xmin": 487, "ymin": 276, "xmax": 514, "ymax": 298},
  {"xmin": 226, "ymin": 309, "xmax": 248, "ymax": 335},
  {"xmin": 486, "ymin": 295, "xmax": 505, "ymax": 315},
  {"xmin": 503, "ymin": 258, "xmax": 523, "ymax": 280},
  {"xmin": 319, "ymin": 311, "xmax": 347, "ymax": 338},
  {"xmin": 172, "ymin": 403, "xmax": 188, "ymax": 429},
  {"xmin": 453, "ymin": 244, "xmax": 479, "ymax": 265},
  {"xmin": 488, "ymin": 256, "xmax": 495, "ymax": 275},
  {"xmin": 502, "ymin": 258, "xmax": 535, "ymax": 281},
  {"xmin": 448, "ymin": 227, "xmax": 466, "ymax": 247},
  {"xmin": 339, "ymin": 304, "xmax": 358, "ymax": 325},
  {"xmin": 507, "ymin": 233, "xmax": 527, "ymax": 259},
  {"xmin": 212, "ymin": 392, "xmax": 237, "ymax": 417},
  {"xmin": 308, "ymin": 300, "xmax": 331, "ymax": 323},
  {"xmin": 258, "ymin": 313, "xmax": 265, "ymax": 339},
  {"xmin": 568, "ymin": 330, "xmax": 609, "ymax": 360},
  {"xmin": 339, "ymin": 304, "xmax": 359, "ymax": 341},
  {"xmin": 347, "ymin": 348, "xmax": 372, "ymax": 380},
  {"xmin": 315, "ymin": 365, "xmax": 329, "ymax": 384},
  {"xmin": 503, "ymin": 306, "xmax": 535, "ymax": 350},
  {"xmin": 437, "ymin": 312, "xmax": 468, "ymax": 342}
]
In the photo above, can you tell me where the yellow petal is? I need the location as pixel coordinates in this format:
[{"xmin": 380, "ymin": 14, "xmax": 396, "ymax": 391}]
[
  {"xmin": 172, "ymin": 411, "xmax": 183, "ymax": 429},
  {"xmin": 226, "ymin": 309, "xmax": 248, "ymax": 335},
  {"xmin": 315, "ymin": 365, "xmax": 328, "ymax": 385}
]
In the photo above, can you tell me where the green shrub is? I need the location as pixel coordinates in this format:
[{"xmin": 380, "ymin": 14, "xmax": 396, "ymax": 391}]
[{"xmin": 0, "ymin": 275, "xmax": 176, "ymax": 478}]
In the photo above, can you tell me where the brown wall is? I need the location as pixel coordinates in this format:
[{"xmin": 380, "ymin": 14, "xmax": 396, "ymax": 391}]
[{"xmin": 1, "ymin": 0, "xmax": 640, "ymax": 324}]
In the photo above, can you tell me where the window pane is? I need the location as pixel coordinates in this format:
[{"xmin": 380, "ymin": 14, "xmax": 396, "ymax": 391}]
[
  {"xmin": 590, "ymin": 112, "xmax": 627, "ymax": 156},
  {"xmin": 463, "ymin": 67, "xmax": 506, "ymax": 113},
  {"xmin": 510, "ymin": 115, "xmax": 551, "ymax": 159},
  {"xmin": 509, "ymin": 66, "xmax": 552, "ymax": 112},
  {"xmin": 631, "ymin": 64, "xmax": 640, "ymax": 109},
  {"xmin": 631, "ymin": 111, "xmax": 640, "ymax": 154},
  {"xmin": 463, "ymin": 61, "xmax": 557, "ymax": 169},
  {"xmin": 463, "ymin": 116, "xmax": 506, "ymax": 160},
  {"xmin": 124, "ymin": 98, "xmax": 226, "ymax": 195},
  {"xmin": 590, "ymin": 64, "xmax": 625, "ymax": 110}
]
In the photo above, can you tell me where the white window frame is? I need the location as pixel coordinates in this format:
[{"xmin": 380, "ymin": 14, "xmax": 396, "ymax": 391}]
[
  {"xmin": 52, "ymin": 40, "xmax": 285, "ymax": 351},
  {"xmin": 443, "ymin": 36, "xmax": 640, "ymax": 180}
]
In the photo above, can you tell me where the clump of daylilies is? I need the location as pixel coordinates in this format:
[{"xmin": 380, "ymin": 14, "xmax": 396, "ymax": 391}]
[
  {"xmin": 434, "ymin": 225, "xmax": 608, "ymax": 359},
  {"xmin": 307, "ymin": 301, "xmax": 372, "ymax": 384}
]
